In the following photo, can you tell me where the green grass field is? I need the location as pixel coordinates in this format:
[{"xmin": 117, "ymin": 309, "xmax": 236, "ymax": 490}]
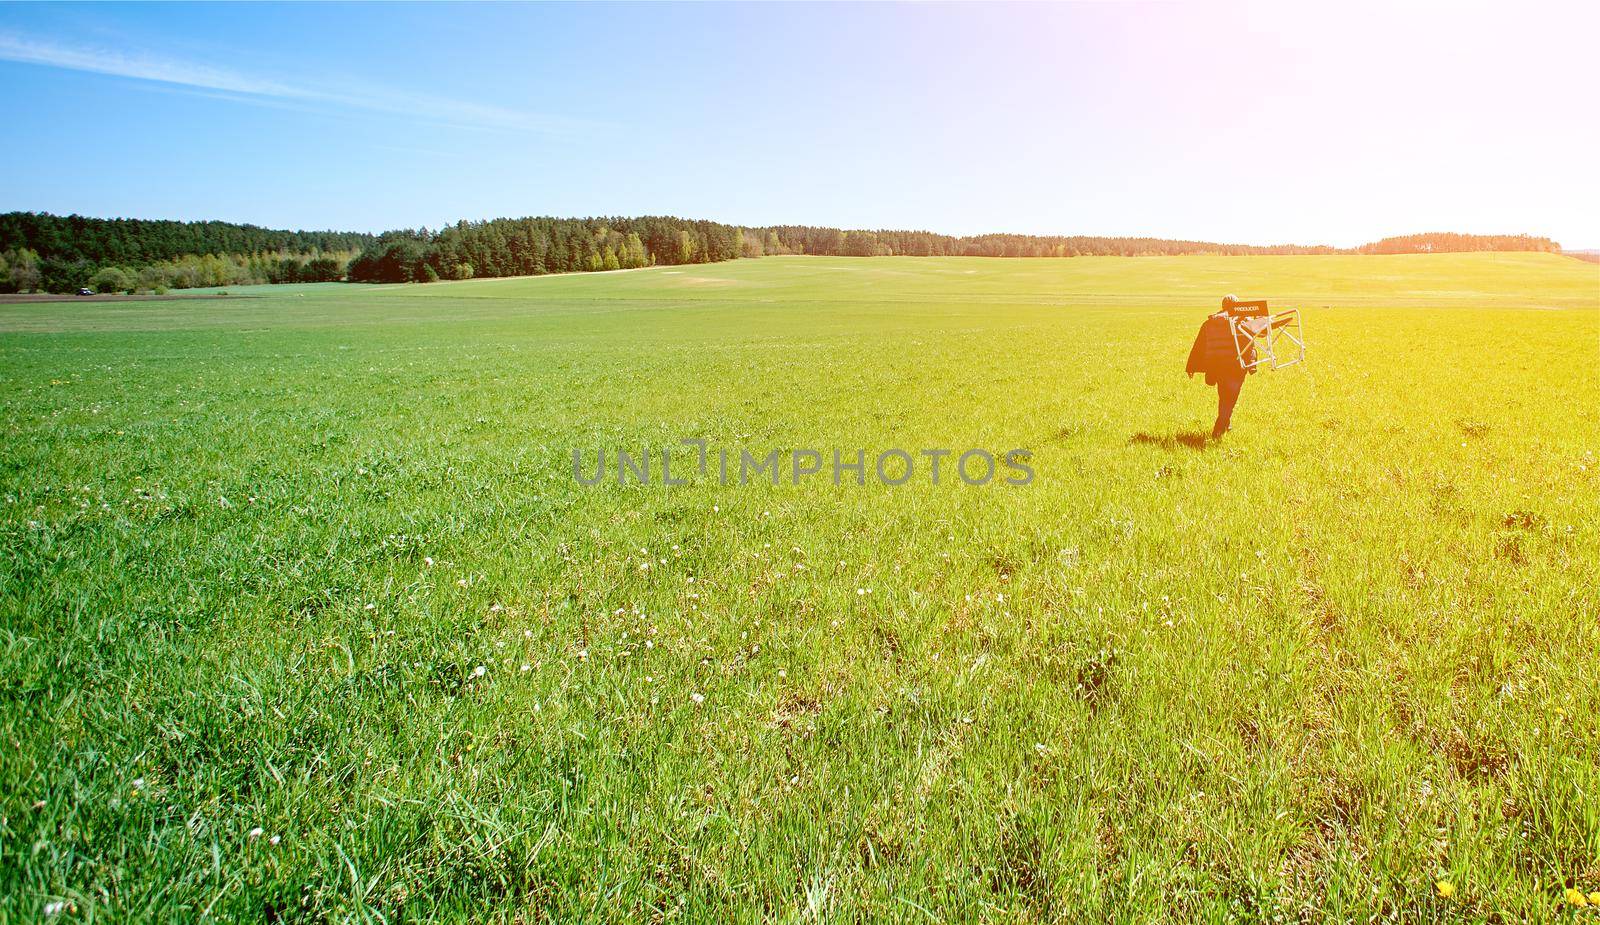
[{"xmin": 2, "ymin": 253, "xmax": 1598, "ymax": 922}]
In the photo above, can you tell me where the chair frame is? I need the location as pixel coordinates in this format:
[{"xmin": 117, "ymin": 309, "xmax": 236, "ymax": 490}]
[{"xmin": 1225, "ymin": 300, "xmax": 1305, "ymax": 371}]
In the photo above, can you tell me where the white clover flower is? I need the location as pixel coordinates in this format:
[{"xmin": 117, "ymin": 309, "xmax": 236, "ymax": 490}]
[
  {"xmin": 690, "ymin": 692, "xmax": 705, "ymax": 705},
  {"xmin": 249, "ymin": 827, "xmax": 264, "ymax": 839},
  {"xmin": 520, "ymin": 664, "xmax": 531, "ymax": 672},
  {"xmin": 471, "ymin": 665, "xmax": 487, "ymax": 678}
]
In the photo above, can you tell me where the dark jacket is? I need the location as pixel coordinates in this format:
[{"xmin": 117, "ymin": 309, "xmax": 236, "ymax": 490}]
[{"xmin": 1185, "ymin": 313, "xmax": 1252, "ymax": 385}]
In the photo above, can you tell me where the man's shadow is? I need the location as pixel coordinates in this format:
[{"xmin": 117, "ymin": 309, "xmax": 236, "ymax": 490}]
[{"xmin": 1128, "ymin": 431, "xmax": 1212, "ymax": 451}]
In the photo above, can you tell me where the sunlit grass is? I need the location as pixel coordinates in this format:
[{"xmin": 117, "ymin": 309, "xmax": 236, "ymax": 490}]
[{"xmin": 2, "ymin": 253, "xmax": 1597, "ymax": 921}]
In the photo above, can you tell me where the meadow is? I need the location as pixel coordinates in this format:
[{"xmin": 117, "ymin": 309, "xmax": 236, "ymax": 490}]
[{"xmin": 1, "ymin": 253, "xmax": 1597, "ymax": 923}]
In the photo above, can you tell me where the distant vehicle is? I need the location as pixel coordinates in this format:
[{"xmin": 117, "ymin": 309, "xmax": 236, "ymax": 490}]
[{"xmin": 76, "ymin": 287, "xmax": 94, "ymax": 296}]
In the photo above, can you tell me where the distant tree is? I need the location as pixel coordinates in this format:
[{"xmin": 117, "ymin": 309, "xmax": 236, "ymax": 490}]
[
  {"xmin": 0, "ymin": 247, "xmax": 42, "ymax": 292},
  {"xmin": 89, "ymin": 266, "xmax": 134, "ymax": 294},
  {"xmin": 348, "ymin": 236, "xmax": 428, "ymax": 283},
  {"xmin": 622, "ymin": 233, "xmax": 648, "ymax": 268},
  {"xmin": 303, "ymin": 257, "xmax": 343, "ymax": 282}
]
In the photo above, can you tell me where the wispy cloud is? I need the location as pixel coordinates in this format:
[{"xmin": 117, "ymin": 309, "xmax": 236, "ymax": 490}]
[{"xmin": 0, "ymin": 31, "xmax": 587, "ymax": 135}]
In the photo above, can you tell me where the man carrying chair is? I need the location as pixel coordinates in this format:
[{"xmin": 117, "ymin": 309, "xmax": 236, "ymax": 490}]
[
  {"xmin": 1186, "ymin": 294, "xmax": 1253, "ymax": 439},
  {"xmin": 1185, "ymin": 294, "xmax": 1306, "ymax": 440}
]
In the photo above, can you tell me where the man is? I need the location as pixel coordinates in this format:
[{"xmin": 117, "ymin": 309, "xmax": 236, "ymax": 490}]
[{"xmin": 1185, "ymin": 294, "xmax": 1254, "ymax": 439}]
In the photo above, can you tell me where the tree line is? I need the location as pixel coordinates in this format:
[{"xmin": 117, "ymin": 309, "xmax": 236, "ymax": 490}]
[
  {"xmin": 0, "ymin": 210, "xmax": 1566, "ymax": 293},
  {"xmin": 0, "ymin": 212, "xmax": 369, "ymax": 294},
  {"xmin": 0, "ymin": 245, "xmax": 353, "ymax": 294},
  {"xmin": 1357, "ymin": 233, "xmax": 1560, "ymax": 255},
  {"xmin": 347, "ymin": 217, "xmax": 748, "ymax": 283}
]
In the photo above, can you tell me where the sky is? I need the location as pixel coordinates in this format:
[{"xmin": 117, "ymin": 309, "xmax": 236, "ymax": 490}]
[{"xmin": 1, "ymin": 1, "xmax": 1596, "ymax": 248}]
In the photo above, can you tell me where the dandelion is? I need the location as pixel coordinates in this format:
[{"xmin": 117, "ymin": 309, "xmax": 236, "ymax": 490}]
[
  {"xmin": 471, "ymin": 665, "xmax": 487, "ymax": 678},
  {"xmin": 1589, "ymin": 892, "xmax": 1600, "ymax": 905},
  {"xmin": 1566, "ymin": 888, "xmax": 1589, "ymax": 907},
  {"xmin": 577, "ymin": 649, "xmax": 588, "ymax": 661},
  {"xmin": 1435, "ymin": 881, "xmax": 1454, "ymax": 898},
  {"xmin": 690, "ymin": 692, "xmax": 705, "ymax": 705}
]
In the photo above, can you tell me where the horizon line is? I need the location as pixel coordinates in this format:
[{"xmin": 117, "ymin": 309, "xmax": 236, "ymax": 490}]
[{"xmin": 0, "ymin": 208, "xmax": 1575, "ymax": 253}]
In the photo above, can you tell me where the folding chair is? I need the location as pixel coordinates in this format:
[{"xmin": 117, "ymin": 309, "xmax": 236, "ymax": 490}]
[{"xmin": 1225, "ymin": 300, "xmax": 1305, "ymax": 371}]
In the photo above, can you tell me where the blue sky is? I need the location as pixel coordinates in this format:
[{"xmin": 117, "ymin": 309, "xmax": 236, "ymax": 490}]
[{"xmin": 1, "ymin": 1, "xmax": 1596, "ymax": 247}]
